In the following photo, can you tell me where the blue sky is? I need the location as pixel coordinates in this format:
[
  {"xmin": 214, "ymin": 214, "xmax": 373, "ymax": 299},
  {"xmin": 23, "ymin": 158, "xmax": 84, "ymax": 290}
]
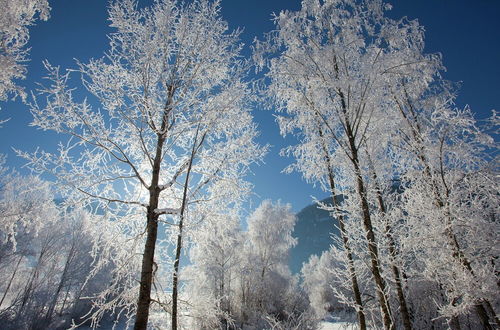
[{"xmin": 1, "ymin": 0, "xmax": 499, "ymax": 213}]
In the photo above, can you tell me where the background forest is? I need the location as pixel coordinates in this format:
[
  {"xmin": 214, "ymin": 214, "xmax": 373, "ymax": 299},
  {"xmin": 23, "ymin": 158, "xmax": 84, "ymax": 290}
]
[{"xmin": 0, "ymin": 0, "xmax": 498, "ymax": 329}]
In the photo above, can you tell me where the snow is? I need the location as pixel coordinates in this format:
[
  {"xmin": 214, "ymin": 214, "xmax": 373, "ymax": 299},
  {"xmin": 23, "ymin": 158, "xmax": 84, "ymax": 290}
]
[
  {"xmin": 319, "ymin": 321, "xmax": 358, "ymax": 330},
  {"xmin": 319, "ymin": 315, "xmax": 359, "ymax": 330}
]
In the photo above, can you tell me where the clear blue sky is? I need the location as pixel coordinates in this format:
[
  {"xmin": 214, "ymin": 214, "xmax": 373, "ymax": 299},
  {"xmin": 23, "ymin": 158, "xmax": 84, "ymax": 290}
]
[{"xmin": 1, "ymin": 0, "xmax": 499, "ymax": 213}]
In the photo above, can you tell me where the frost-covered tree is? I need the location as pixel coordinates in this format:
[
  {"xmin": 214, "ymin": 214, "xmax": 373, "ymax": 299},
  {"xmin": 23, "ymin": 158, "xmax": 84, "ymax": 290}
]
[
  {"xmin": 0, "ymin": 161, "xmax": 56, "ymax": 253},
  {"xmin": 258, "ymin": 0, "xmax": 499, "ymax": 328},
  {"xmin": 246, "ymin": 200, "xmax": 297, "ymax": 288},
  {"xmin": 0, "ymin": 167, "xmax": 58, "ymax": 322},
  {"xmin": 254, "ymin": 0, "xmax": 434, "ymax": 328},
  {"xmin": 184, "ymin": 208, "xmax": 242, "ymax": 328},
  {"xmin": 301, "ymin": 248, "xmax": 345, "ymax": 319},
  {"xmin": 234, "ymin": 200, "xmax": 312, "ymax": 328},
  {"xmin": 391, "ymin": 80, "xmax": 500, "ymax": 328},
  {"xmin": 0, "ymin": 0, "xmax": 50, "ymax": 100},
  {"xmin": 186, "ymin": 200, "xmax": 314, "ymax": 329},
  {"xmin": 20, "ymin": 0, "xmax": 264, "ymax": 329},
  {"xmin": 0, "ymin": 171, "xmax": 112, "ymax": 330}
]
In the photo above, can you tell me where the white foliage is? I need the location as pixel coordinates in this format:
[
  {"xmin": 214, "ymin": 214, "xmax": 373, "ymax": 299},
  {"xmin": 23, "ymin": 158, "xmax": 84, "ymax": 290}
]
[
  {"xmin": 186, "ymin": 200, "xmax": 315, "ymax": 329},
  {"xmin": 0, "ymin": 163, "xmax": 56, "ymax": 251},
  {"xmin": 185, "ymin": 209, "xmax": 242, "ymax": 328},
  {"xmin": 257, "ymin": 0, "xmax": 499, "ymax": 327},
  {"xmin": 0, "ymin": 0, "xmax": 50, "ymax": 100},
  {"xmin": 19, "ymin": 0, "xmax": 265, "ymax": 326}
]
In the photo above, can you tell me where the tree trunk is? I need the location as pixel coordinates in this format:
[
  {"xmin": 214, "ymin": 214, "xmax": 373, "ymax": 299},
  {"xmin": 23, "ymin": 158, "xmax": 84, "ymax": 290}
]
[
  {"xmin": 387, "ymin": 245, "xmax": 412, "ymax": 330},
  {"xmin": 171, "ymin": 222, "xmax": 182, "ymax": 330},
  {"xmin": 483, "ymin": 300, "xmax": 500, "ymax": 329},
  {"xmin": 70, "ymin": 280, "xmax": 86, "ymax": 318},
  {"xmin": 328, "ymin": 86, "xmax": 392, "ymax": 329},
  {"xmin": 348, "ymin": 139, "xmax": 393, "ymax": 329},
  {"xmin": 16, "ymin": 250, "xmax": 44, "ymax": 319},
  {"xmin": 134, "ymin": 86, "xmax": 175, "ymax": 330},
  {"xmin": 59, "ymin": 286, "xmax": 70, "ymax": 316},
  {"xmin": 319, "ymin": 128, "xmax": 366, "ymax": 330},
  {"xmin": 446, "ymin": 228, "xmax": 494, "ymax": 330},
  {"xmin": 366, "ymin": 152, "xmax": 412, "ymax": 330},
  {"xmin": 334, "ymin": 204, "xmax": 367, "ymax": 330},
  {"xmin": 45, "ymin": 242, "xmax": 75, "ymax": 323},
  {"xmin": 474, "ymin": 303, "xmax": 494, "ymax": 330},
  {"xmin": 134, "ymin": 209, "xmax": 159, "ymax": 330},
  {"xmin": 439, "ymin": 190, "xmax": 494, "ymax": 330},
  {"xmin": 448, "ymin": 314, "xmax": 462, "ymax": 330},
  {"xmin": 134, "ymin": 142, "xmax": 162, "ymax": 330},
  {"xmin": 172, "ymin": 126, "xmax": 199, "ymax": 330},
  {"xmin": 353, "ymin": 165, "xmax": 393, "ymax": 330}
]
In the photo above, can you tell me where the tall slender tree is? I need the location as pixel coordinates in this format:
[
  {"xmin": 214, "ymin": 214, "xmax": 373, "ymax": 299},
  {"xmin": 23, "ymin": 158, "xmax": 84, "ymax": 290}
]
[{"xmin": 20, "ymin": 0, "xmax": 264, "ymax": 329}]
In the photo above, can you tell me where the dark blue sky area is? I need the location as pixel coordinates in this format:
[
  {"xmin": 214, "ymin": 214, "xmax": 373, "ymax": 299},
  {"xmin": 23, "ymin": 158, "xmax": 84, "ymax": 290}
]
[{"xmin": 1, "ymin": 0, "xmax": 498, "ymax": 213}]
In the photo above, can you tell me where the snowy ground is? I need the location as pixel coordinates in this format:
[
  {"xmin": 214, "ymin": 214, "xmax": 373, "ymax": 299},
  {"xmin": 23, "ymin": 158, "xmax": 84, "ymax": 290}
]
[
  {"xmin": 78, "ymin": 319, "xmax": 357, "ymax": 330},
  {"xmin": 319, "ymin": 321, "xmax": 358, "ymax": 330},
  {"xmin": 319, "ymin": 315, "xmax": 358, "ymax": 330},
  {"xmin": 74, "ymin": 314, "xmax": 358, "ymax": 329}
]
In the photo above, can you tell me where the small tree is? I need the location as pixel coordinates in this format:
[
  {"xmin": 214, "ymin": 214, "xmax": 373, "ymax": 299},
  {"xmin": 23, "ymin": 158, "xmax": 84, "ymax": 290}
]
[
  {"xmin": 235, "ymin": 200, "xmax": 306, "ymax": 327},
  {"xmin": 184, "ymin": 208, "xmax": 243, "ymax": 328},
  {"xmin": 0, "ymin": 165, "xmax": 56, "ymax": 253},
  {"xmin": 0, "ymin": 172, "xmax": 110, "ymax": 330}
]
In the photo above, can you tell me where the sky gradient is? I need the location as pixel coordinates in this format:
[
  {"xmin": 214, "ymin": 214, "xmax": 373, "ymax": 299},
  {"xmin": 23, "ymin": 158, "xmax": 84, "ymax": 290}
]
[{"xmin": 1, "ymin": 0, "xmax": 499, "ymax": 213}]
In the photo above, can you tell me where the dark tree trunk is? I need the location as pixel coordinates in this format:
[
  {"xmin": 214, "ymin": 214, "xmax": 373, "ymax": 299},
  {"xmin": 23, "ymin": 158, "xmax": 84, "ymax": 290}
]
[
  {"xmin": 353, "ymin": 163, "xmax": 393, "ymax": 330},
  {"xmin": 449, "ymin": 232, "xmax": 494, "ymax": 329},
  {"xmin": 448, "ymin": 314, "xmax": 462, "ymax": 330},
  {"xmin": 45, "ymin": 241, "xmax": 76, "ymax": 323},
  {"xmin": 474, "ymin": 303, "xmax": 494, "ymax": 330},
  {"xmin": 17, "ymin": 249, "xmax": 45, "ymax": 319},
  {"xmin": 321, "ymin": 83, "xmax": 393, "ymax": 328},
  {"xmin": 319, "ymin": 126, "xmax": 367, "ymax": 330},
  {"xmin": 483, "ymin": 300, "xmax": 500, "ymax": 329},
  {"xmin": 348, "ymin": 136, "xmax": 393, "ymax": 330},
  {"xmin": 367, "ymin": 154, "xmax": 412, "ymax": 330},
  {"xmin": 0, "ymin": 254, "xmax": 23, "ymax": 308},
  {"xmin": 134, "ymin": 86, "xmax": 175, "ymax": 330},
  {"xmin": 387, "ymin": 241, "xmax": 412, "ymax": 330},
  {"xmin": 59, "ymin": 287, "xmax": 70, "ymax": 316},
  {"xmin": 134, "ymin": 206, "xmax": 159, "ymax": 330},
  {"xmin": 334, "ymin": 201, "xmax": 367, "ymax": 330},
  {"xmin": 445, "ymin": 227, "xmax": 494, "ymax": 330},
  {"xmin": 171, "ymin": 126, "xmax": 200, "ymax": 330},
  {"xmin": 171, "ymin": 222, "xmax": 182, "ymax": 330}
]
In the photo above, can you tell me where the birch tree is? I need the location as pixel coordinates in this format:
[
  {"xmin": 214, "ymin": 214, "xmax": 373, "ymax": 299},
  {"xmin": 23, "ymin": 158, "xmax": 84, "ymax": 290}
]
[
  {"xmin": 259, "ymin": 0, "xmax": 499, "ymax": 327},
  {"xmin": 254, "ymin": 0, "xmax": 432, "ymax": 328},
  {"xmin": 20, "ymin": 0, "xmax": 264, "ymax": 329}
]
